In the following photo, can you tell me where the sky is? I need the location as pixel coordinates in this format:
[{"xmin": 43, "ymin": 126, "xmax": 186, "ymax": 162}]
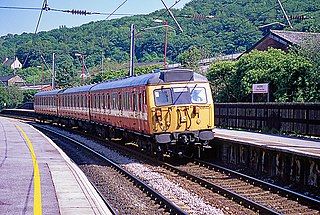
[{"xmin": 0, "ymin": 0, "xmax": 192, "ymax": 36}]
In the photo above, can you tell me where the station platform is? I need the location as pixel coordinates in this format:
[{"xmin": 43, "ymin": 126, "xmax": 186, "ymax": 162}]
[
  {"xmin": 215, "ymin": 128, "xmax": 320, "ymax": 159},
  {"xmin": 0, "ymin": 116, "xmax": 112, "ymax": 215}
]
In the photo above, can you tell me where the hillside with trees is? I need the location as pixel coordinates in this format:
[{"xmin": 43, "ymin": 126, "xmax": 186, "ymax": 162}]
[{"xmin": 0, "ymin": 0, "xmax": 319, "ymax": 104}]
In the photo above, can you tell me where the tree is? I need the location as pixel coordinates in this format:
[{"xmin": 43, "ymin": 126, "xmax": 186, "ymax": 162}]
[
  {"xmin": 207, "ymin": 48, "xmax": 315, "ymax": 102},
  {"xmin": 0, "ymin": 85, "xmax": 23, "ymax": 109},
  {"xmin": 177, "ymin": 46, "xmax": 204, "ymax": 72},
  {"xmin": 290, "ymin": 36, "xmax": 320, "ymax": 101}
]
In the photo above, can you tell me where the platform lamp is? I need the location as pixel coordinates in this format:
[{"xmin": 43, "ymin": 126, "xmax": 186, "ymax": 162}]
[
  {"xmin": 37, "ymin": 65, "xmax": 44, "ymax": 89},
  {"xmin": 145, "ymin": 19, "xmax": 175, "ymax": 69},
  {"xmin": 154, "ymin": 19, "xmax": 169, "ymax": 69},
  {"xmin": 75, "ymin": 53, "xmax": 86, "ymax": 85}
]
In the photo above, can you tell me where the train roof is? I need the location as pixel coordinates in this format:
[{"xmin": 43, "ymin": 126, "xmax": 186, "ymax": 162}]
[
  {"xmin": 34, "ymin": 89, "xmax": 63, "ymax": 96},
  {"xmin": 91, "ymin": 68, "xmax": 208, "ymax": 92},
  {"xmin": 60, "ymin": 83, "xmax": 97, "ymax": 94}
]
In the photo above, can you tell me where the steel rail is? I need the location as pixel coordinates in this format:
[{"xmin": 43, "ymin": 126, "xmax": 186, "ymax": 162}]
[
  {"xmin": 34, "ymin": 124, "xmax": 188, "ymax": 215},
  {"xmin": 194, "ymin": 158, "xmax": 320, "ymax": 210},
  {"xmin": 159, "ymin": 162, "xmax": 281, "ymax": 214}
]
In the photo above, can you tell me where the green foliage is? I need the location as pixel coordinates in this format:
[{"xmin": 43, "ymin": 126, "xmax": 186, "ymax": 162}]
[
  {"xmin": 23, "ymin": 90, "xmax": 37, "ymax": 103},
  {"xmin": 177, "ymin": 46, "xmax": 205, "ymax": 72},
  {"xmin": 207, "ymin": 48, "xmax": 315, "ymax": 102},
  {"xmin": 1, "ymin": 0, "xmax": 319, "ymax": 76},
  {"xmin": 0, "ymin": 85, "xmax": 24, "ymax": 109},
  {"xmin": 0, "ymin": 64, "xmax": 11, "ymax": 75}
]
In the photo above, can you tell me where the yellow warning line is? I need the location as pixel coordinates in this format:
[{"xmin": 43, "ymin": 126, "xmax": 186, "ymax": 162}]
[{"xmin": 15, "ymin": 124, "xmax": 42, "ymax": 215}]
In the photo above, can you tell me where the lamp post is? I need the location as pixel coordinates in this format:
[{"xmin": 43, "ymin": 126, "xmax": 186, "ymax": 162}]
[
  {"xmin": 149, "ymin": 19, "xmax": 173, "ymax": 69},
  {"xmin": 37, "ymin": 65, "xmax": 44, "ymax": 89},
  {"xmin": 75, "ymin": 53, "xmax": 85, "ymax": 85},
  {"xmin": 154, "ymin": 19, "xmax": 169, "ymax": 68}
]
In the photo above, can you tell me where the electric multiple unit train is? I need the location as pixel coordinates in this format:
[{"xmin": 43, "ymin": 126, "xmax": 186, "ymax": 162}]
[{"xmin": 34, "ymin": 68, "xmax": 214, "ymax": 158}]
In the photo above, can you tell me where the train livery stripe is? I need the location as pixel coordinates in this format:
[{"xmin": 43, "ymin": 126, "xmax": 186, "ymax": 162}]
[{"xmin": 15, "ymin": 124, "xmax": 42, "ymax": 215}]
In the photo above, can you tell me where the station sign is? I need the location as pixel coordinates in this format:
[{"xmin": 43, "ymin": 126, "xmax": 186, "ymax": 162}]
[{"xmin": 252, "ymin": 83, "xmax": 269, "ymax": 94}]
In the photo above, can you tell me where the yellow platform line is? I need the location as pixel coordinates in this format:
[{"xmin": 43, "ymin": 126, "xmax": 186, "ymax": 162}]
[{"xmin": 15, "ymin": 124, "xmax": 42, "ymax": 215}]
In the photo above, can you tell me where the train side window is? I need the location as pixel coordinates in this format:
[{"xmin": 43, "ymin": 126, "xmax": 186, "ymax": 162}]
[
  {"xmin": 118, "ymin": 93, "xmax": 122, "ymax": 110},
  {"xmin": 98, "ymin": 94, "xmax": 101, "ymax": 110},
  {"xmin": 139, "ymin": 93, "xmax": 142, "ymax": 112},
  {"xmin": 133, "ymin": 92, "xmax": 138, "ymax": 111},
  {"xmin": 84, "ymin": 95, "xmax": 87, "ymax": 109},
  {"xmin": 132, "ymin": 93, "xmax": 136, "ymax": 111},
  {"xmin": 124, "ymin": 92, "xmax": 130, "ymax": 110},
  {"xmin": 102, "ymin": 93, "xmax": 106, "ymax": 110},
  {"xmin": 107, "ymin": 93, "xmax": 111, "ymax": 109},
  {"xmin": 143, "ymin": 90, "xmax": 146, "ymax": 105},
  {"xmin": 105, "ymin": 94, "xmax": 108, "ymax": 109}
]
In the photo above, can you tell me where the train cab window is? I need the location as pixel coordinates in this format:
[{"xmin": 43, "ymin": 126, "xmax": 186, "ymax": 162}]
[
  {"xmin": 190, "ymin": 87, "xmax": 207, "ymax": 104},
  {"xmin": 154, "ymin": 88, "xmax": 172, "ymax": 106},
  {"xmin": 172, "ymin": 87, "xmax": 191, "ymax": 105}
]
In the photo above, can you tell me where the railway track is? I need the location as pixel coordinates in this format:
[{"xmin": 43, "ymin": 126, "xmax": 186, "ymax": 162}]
[
  {"xmin": 61, "ymin": 124, "xmax": 320, "ymax": 214},
  {"xmin": 2, "ymin": 112, "xmax": 320, "ymax": 214},
  {"xmin": 161, "ymin": 159, "xmax": 320, "ymax": 214},
  {"xmin": 35, "ymin": 124, "xmax": 187, "ymax": 215}
]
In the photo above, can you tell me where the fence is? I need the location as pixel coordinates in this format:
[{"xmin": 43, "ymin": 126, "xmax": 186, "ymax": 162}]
[{"xmin": 214, "ymin": 103, "xmax": 320, "ymax": 136}]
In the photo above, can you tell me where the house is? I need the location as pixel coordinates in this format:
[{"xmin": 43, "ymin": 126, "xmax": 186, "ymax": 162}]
[
  {"xmin": 0, "ymin": 75, "xmax": 25, "ymax": 87},
  {"xmin": 3, "ymin": 57, "xmax": 22, "ymax": 69},
  {"xmin": 244, "ymin": 30, "xmax": 320, "ymax": 54}
]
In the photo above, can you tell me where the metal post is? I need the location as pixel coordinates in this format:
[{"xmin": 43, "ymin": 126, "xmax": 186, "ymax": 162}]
[
  {"xmin": 277, "ymin": 0, "xmax": 293, "ymax": 29},
  {"xmin": 41, "ymin": 65, "xmax": 44, "ymax": 89},
  {"xmin": 81, "ymin": 54, "xmax": 85, "ymax": 85},
  {"xmin": 164, "ymin": 21, "xmax": 168, "ymax": 69},
  {"xmin": 129, "ymin": 24, "xmax": 135, "ymax": 76},
  {"xmin": 52, "ymin": 52, "xmax": 55, "ymax": 90}
]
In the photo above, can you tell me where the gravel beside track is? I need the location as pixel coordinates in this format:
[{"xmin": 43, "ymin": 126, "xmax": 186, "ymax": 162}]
[
  {"xmin": 80, "ymin": 164, "xmax": 165, "ymax": 215},
  {"xmin": 41, "ymin": 126, "xmax": 168, "ymax": 215},
  {"xmin": 38, "ymin": 124, "xmax": 254, "ymax": 214},
  {"xmin": 176, "ymin": 162, "xmax": 320, "ymax": 214}
]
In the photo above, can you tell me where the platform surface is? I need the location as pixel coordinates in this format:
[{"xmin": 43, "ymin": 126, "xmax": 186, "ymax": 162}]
[
  {"xmin": 215, "ymin": 128, "xmax": 320, "ymax": 158},
  {"xmin": 0, "ymin": 116, "xmax": 111, "ymax": 215}
]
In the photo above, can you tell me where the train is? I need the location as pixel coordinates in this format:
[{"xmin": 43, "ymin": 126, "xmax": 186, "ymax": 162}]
[{"xmin": 34, "ymin": 68, "xmax": 215, "ymax": 158}]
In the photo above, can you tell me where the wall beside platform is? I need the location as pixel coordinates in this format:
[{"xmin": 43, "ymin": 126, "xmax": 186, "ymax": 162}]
[{"xmin": 212, "ymin": 138, "xmax": 320, "ymax": 188}]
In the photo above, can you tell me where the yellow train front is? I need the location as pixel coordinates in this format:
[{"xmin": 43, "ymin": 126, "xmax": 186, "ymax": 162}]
[{"xmin": 146, "ymin": 69, "xmax": 214, "ymax": 157}]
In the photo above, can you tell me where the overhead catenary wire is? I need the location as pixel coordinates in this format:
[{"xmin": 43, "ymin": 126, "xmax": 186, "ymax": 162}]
[
  {"xmin": 0, "ymin": 5, "xmax": 140, "ymax": 16},
  {"xmin": 22, "ymin": 0, "xmax": 48, "ymax": 68}
]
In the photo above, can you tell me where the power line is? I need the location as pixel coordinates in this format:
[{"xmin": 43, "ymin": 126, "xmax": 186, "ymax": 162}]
[
  {"xmin": 22, "ymin": 0, "xmax": 47, "ymax": 68},
  {"xmin": 0, "ymin": 5, "xmax": 141, "ymax": 16}
]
